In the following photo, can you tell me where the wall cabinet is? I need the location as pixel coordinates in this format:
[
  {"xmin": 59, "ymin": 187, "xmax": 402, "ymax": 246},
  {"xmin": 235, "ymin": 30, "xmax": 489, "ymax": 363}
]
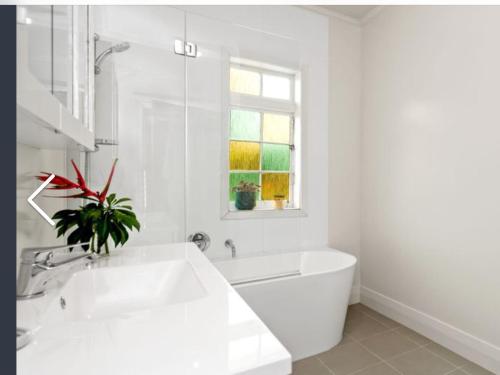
[{"xmin": 17, "ymin": 5, "xmax": 95, "ymax": 151}]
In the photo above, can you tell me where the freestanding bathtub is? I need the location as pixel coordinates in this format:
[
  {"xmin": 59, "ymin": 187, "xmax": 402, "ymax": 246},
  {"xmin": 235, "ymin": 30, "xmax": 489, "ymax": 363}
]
[{"xmin": 214, "ymin": 247, "xmax": 357, "ymax": 361}]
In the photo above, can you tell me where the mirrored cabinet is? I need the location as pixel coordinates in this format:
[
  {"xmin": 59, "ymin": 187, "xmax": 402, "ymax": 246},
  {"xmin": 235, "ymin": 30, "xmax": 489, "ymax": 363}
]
[{"xmin": 17, "ymin": 5, "xmax": 95, "ymax": 150}]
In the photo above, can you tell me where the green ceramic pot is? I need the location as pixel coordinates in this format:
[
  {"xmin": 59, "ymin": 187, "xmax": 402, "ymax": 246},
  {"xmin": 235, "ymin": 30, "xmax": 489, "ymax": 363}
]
[{"xmin": 235, "ymin": 191, "xmax": 256, "ymax": 210}]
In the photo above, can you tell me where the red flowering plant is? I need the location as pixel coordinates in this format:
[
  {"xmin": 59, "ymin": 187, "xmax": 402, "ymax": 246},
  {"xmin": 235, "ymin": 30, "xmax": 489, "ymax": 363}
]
[{"xmin": 38, "ymin": 159, "xmax": 140, "ymax": 255}]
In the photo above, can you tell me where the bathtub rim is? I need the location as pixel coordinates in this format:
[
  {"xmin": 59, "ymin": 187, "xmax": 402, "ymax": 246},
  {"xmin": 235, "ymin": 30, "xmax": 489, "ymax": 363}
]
[{"xmin": 211, "ymin": 247, "xmax": 357, "ymax": 286}]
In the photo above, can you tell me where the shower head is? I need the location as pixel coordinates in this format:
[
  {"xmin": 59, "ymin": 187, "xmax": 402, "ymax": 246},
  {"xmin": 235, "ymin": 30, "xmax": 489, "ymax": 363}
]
[{"xmin": 95, "ymin": 40, "xmax": 131, "ymax": 74}]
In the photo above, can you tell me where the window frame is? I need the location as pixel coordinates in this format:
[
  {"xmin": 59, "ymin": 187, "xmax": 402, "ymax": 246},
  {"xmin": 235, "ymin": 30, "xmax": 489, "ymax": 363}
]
[{"xmin": 221, "ymin": 57, "xmax": 306, "ymax": 220}]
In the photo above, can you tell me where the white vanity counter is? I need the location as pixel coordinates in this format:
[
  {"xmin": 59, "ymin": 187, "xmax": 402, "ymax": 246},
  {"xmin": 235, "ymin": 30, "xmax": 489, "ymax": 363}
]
[{"xmin": 17, "ymin": 243, "xmax": 291, "ymax": 375}]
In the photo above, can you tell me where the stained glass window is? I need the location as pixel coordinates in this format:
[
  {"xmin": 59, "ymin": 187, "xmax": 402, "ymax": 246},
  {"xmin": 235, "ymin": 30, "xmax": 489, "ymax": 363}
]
[
  {"xmin": 229, "ymin": 141, "xmax": 260, "ymax": 170},
  {"xmin": 230, "ymin": 67, "xmax": 261, "ymax": 96},
  {"xmin": 230, "ymin": 109, "xmax": 260, "ymax": 141},
  {"xmin": 261, "ymin": 173, "xmax": 289, "ymax": 200},
  {"xmin": 262, "ymin": 144, "xmax": 290, "ymax": 171},
  {"xmin": 229, "ymin": 173, "xmax": 260, "ymax": 201},
  {"xmin": 228, "ymin": 62, "xmax": 298, "ymax": 210},
  {"xmin": 263, "ymin": 113, "xmax": 290, "ymax": 144}
]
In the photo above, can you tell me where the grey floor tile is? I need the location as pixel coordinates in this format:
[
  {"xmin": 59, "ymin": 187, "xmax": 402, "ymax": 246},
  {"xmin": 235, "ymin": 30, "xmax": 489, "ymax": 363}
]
[
  {"xmin": 292, "ymin": 356, "xmax": 332, "ymax": 375},
  {"xmin": 460, "ymin": 362, "xmax": 495, "ymax": 375},
  {"xmin": 349, "ymin": 303, "xmax": 369, "ymax": 313},
  {"xmin": 393, "ymin": 326, "xmax": 432, "ymax": 345},
  {"xmin": 346, "ymin": 306, "xmax": 366, "ymax": 322},
  {"xmin": 333, "ymin": 305, "xmax": 490, "ymax": 375},
  {"xmin": 360, "ymin": 330, "xmax": 419, "ymax": 359},
  {"xmin": 360, "ymin": 307, "xmax": 402, "ymax": 329},
  {"xmin": 351, "ymin": 362, "xmax": 401, "ymax": 375},
  {"xmin": 338, "ymin": 335, "xmax": 355, "ymax": 346},
  {"xmin": 425, "ymin": 342, "xmax": 472, "ymax": 367},
  {"xmin": 344, "ymin": 314, "xmax": 390, "ymax": 340},
  {"xmin": 318, "ymin": 342, "xmax": 381, "ymax": 375},
  {"xmin": 388, "ymin": 347, "xmax": 456, "ymax": 375}
]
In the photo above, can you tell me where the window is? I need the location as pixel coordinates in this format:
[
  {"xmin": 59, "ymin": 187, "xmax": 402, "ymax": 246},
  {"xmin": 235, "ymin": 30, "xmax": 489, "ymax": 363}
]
[{"xmin": 225, "ymin": 59, "xmax": 301, "ymax": 214}]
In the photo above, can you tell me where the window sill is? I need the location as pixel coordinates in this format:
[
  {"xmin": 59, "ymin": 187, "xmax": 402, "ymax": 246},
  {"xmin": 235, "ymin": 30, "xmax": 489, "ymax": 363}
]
[{"xmin": 221, "ymin": 208, "xmax": 307, "ymax": 220}]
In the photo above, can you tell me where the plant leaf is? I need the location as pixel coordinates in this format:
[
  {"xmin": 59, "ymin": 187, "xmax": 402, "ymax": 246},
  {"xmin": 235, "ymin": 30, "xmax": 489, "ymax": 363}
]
[{"xmin": 115, "ymin": 197, "xmax": 131, "ymax": 204}]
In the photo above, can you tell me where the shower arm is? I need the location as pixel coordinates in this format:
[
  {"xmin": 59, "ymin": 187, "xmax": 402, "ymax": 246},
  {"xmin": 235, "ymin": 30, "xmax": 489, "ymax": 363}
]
[{"xmin": 95, "ymin": 49, "xmax": 114, "ymax": 70}]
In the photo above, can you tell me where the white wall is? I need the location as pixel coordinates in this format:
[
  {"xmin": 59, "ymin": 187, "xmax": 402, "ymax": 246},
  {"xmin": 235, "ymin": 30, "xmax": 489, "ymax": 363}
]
[
  {"xmin": 361, "ymin": 6, "xmax": 500, "ymax": 371},
  {"xmin": 16, "ymin": 142, "xmax": 66, "ymax": 273},
  {"xmin": 183, "ymin": 6, "xmax": 329, "ymax": 258},
  {"xmin": 328, "ymin": 16, "xmax": 362, "ymax": 302}
]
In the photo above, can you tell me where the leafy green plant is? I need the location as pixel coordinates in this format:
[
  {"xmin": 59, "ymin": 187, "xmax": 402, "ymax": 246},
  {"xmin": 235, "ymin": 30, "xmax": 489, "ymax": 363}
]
[
  {"xmin": 53, "ymin": 194, "xmax": 140, "ymax": 254},
  {"xmin": 38, "ymin": 159, "xmax": 140, "ymax": 254},
  {"xmin": 232, "ymin": 181, "xmax": 261, "ymax": 193}
]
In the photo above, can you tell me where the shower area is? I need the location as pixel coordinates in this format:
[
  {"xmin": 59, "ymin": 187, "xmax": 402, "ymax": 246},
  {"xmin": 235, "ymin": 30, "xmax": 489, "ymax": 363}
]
[{"xmin": 89, "ymin": 5, "xmax": 329, "ymax": 258}]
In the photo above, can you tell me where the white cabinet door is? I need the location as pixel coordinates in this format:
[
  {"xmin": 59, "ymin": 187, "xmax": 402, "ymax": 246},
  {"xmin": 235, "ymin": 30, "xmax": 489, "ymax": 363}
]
[
  {"xmin": 17, "ymin": 5, "xmax": 95, "ymax": 150},
  {"xmin": 19, "ymin": 6, "xmax": 52, "ymax": 92},
  {"xmin": 73, "ymin": 6, "xmax": 92, "ymax": 131},
  {"xmin": 52, "ymin": 5, "xmax": 73, "ymax": 112}
]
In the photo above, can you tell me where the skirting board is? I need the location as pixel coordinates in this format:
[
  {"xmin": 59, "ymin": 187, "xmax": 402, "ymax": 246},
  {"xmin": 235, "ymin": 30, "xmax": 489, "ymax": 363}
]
[{"xmin": 361, "ymin": 286, "xmax": 500, "ymax": 374}]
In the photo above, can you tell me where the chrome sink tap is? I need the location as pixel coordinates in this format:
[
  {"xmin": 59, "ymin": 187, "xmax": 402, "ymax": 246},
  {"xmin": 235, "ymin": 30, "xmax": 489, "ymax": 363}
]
[
  {"xmin": 224, "ymin": 239, "xmax": 236, "ymax": 258},
  {"xmin": 17, "ymin": 243, "xmax": 95, "ymax": 300}
]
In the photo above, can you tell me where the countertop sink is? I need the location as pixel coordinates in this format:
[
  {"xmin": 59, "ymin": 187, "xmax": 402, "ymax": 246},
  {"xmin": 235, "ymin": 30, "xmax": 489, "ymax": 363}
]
[
  {"xmin": 50, "ymin": 260, "xmax": 206, "ymax": 322},
  {"xmin": 17, "ymin": 243, "xmax": 291, "ymax": 375}
]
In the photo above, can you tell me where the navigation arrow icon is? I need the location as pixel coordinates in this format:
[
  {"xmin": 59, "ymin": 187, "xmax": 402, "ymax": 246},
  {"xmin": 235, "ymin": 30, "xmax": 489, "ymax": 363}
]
[{"xmin": 28, "ymin": 173, "xmax": 55, "ymax": 226}]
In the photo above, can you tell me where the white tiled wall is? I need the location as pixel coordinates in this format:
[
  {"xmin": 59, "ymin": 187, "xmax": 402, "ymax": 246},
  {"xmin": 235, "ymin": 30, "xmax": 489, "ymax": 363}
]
[
  {"xmin": 183, "ymin": 6, "xmax": 329, "ymax": 259},
  {"xmin": 16, "ymin": 142, "xmax": 66, "ymax": 274},
  {"xmin": 91, "ymin": 6, "xmax": 329, "ymax": 257}
]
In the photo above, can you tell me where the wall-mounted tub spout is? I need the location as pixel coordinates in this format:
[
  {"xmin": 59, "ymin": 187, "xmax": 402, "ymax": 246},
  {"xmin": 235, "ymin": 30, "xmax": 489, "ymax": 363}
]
[{"xmin": 225, "ymin": 239, "xmax": 236, "ymax": 258}]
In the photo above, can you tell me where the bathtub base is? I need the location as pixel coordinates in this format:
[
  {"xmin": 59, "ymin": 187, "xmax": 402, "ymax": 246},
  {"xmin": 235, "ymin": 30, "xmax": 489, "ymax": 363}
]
[
  {"xmin": 236, "ymin": 268, "xmax": 353, "ymax": 360},
  {"xmin": 215, "ymin": 249, "xmax": 357, "ymax": 361}
]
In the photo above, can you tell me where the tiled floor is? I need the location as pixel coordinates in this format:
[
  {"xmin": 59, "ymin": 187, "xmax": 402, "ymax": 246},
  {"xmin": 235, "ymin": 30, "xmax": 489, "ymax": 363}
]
[{"xmin": 292, "ymin": 304, "xmax": 494, "ymax": 375}]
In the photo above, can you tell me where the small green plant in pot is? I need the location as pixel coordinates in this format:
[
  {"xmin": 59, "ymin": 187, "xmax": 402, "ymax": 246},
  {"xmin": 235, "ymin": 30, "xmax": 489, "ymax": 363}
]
[
  {"xmin": 232, "ymin": 181, "xmax": 260, "ymax": 210},
  {"xmin": 37, "ymin": 159, "xmax": 140, "ymax": 255}
]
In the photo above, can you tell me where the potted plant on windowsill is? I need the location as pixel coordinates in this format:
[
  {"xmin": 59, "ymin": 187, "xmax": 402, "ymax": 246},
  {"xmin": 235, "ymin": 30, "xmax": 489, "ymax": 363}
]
[
  {"xmin": 232, "ymin": 181, "xmax": 260, "ymax": 210},
  {"xmin": 37, "ymin": 159, "xmax": 140, "ymax": 255}
]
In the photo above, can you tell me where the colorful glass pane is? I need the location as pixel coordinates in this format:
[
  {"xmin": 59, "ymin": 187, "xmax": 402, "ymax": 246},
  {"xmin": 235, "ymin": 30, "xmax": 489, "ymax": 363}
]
[
  {"xmin": 230, "ymin": 68, "xmax": 260, "ymax": 96},
  {"xmin": 229, "ymin": 141, "xmax": 260, "ymax": 170},
  {"xmin": 262, "ymin": 74, "xmax": 291, "ymax": 100},
  {"xmin": 229, "ymin": 173, "xmax": 260, "ymax": 201},
  {"xmin": 262, "ymin": 143, "xmax": 290, "ymax": 171},
  {"xmin": 261, "ymin": 173, "xmax": 289, "ymax": 200},
  {"xmin": 262, "ymin": 113, "xmax": 290, "ymax": 144},
  {"xmin": 230, "ymin": 109, "xmax": 261, "ymax": 141}
]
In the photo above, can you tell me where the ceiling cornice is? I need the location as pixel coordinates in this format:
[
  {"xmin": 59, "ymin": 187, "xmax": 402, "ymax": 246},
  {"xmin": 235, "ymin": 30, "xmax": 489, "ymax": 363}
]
[{"xmin": 301, "ymin": 5, "xmax": 386, "ymax": 27}]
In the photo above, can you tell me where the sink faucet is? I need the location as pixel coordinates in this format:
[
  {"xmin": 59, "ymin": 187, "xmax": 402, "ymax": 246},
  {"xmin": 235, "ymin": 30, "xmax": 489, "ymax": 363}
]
[
  {"xmin": 17, "ymin": 243, "xmax": 95, "ymax": 300},
  {"xmin": 224, "ymin": 239, "xmax": 236, "ymax": 258}
]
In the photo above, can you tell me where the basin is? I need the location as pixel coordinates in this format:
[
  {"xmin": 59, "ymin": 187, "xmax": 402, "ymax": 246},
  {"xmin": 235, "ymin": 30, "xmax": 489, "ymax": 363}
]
[{"xmin": 46, "ymin": 259, "xmax": 207, "ymax": 322}]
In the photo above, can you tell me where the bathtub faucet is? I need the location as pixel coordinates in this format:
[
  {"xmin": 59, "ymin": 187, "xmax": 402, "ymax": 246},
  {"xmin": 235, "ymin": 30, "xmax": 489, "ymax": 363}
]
[{"xmin": 224, "ymin": 239, "xmax": 236, "ymax": 258}]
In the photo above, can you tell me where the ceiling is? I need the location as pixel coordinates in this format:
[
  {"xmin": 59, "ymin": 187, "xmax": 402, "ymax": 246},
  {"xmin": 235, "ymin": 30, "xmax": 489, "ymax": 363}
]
[{"xmin": 318, "ymin": 5, "xmax": 378, "ymax": 20}]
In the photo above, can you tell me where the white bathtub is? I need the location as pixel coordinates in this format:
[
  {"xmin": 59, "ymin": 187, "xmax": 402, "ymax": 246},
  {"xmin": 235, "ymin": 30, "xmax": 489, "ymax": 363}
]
[{"xmin": 214, "ymin": 247, "xmax": 357, "ymax": 361}]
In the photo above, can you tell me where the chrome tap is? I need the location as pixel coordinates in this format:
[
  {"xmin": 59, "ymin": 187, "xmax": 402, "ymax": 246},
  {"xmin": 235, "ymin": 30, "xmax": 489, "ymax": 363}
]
[
  {"xmin": 224, "ymin": 239, "xmax": 236, "ymax": 258},
  {"xmin": 17, "ymin": 243, "xmax": 95, "ymax": 299},
  {"xmin": 188, "ymin": 232, "xmax": 211, "ymax": 252}
]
